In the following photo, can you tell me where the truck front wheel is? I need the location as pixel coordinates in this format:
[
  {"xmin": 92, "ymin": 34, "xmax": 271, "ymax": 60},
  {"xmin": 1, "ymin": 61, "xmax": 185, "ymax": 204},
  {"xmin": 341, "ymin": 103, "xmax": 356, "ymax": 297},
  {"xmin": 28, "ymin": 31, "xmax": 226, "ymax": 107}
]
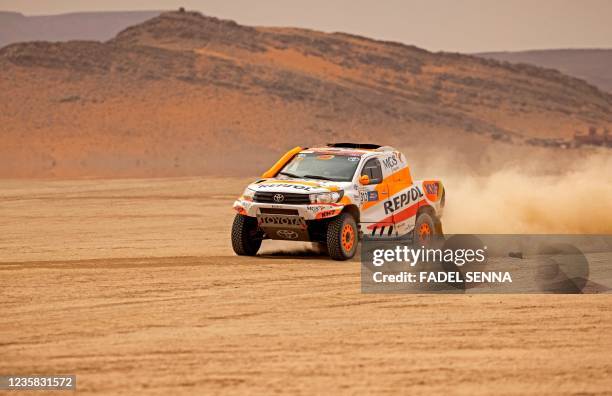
[
  {"xmin": 231, "ymin": 214, "xmax": 262, "ymax": 256},
  {"xmin": 326, "ymin": 213, "xmax": 358, "ymax": 261}
]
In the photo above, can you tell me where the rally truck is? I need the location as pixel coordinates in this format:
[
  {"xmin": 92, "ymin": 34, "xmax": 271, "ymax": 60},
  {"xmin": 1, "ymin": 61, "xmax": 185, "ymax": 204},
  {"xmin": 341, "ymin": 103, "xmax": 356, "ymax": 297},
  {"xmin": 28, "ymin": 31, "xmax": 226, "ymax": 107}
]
[{"xmin": 231, "ymin": 143, "xmax": 445, "ymax": 260}]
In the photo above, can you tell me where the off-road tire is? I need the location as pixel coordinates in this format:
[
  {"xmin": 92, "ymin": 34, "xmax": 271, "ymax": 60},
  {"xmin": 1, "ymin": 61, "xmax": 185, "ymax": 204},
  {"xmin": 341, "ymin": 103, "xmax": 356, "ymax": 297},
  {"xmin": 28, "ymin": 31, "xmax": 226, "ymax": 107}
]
[
  {"xmin": 326, "ymin": 213, "xmax": 358, "ymax": 261},
  {"xmin": 414, "ymin": 212, "xmax": 437, "ymax": 247},
  {"xmin": 231, "ymin": 214, "xmax": 262, "ymax": 256}
]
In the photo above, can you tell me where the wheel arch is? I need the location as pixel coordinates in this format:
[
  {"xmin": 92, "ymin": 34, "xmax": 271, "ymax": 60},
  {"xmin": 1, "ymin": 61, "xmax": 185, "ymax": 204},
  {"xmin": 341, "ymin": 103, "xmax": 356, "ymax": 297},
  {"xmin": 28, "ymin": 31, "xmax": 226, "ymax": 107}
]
[
  {"xmin": 417, "ymin": 204, "xmax": 436, "ymax": 217},
  {"xmin": 417, "ymin": 204, "xmax": 443, "ymax": 235},
  {"xmin": 341, "ymin": 204, "xmax": 360, "ymax": 223}
]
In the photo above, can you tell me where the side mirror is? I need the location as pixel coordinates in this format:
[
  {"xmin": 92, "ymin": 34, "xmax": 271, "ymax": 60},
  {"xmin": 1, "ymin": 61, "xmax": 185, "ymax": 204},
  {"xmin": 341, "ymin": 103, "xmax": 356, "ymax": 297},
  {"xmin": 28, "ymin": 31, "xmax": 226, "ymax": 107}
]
[{"xmin": 359, "ymin": 174, "xmax": 370, "ymax": 185}]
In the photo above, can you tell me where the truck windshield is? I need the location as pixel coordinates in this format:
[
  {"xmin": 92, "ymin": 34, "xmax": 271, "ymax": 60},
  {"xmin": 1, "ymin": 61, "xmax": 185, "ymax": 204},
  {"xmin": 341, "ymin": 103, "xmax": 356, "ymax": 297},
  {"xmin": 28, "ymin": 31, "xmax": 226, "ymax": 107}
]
[{"xmin": 278, "ymin": 153, "xmax": 361, "ymax": 182}]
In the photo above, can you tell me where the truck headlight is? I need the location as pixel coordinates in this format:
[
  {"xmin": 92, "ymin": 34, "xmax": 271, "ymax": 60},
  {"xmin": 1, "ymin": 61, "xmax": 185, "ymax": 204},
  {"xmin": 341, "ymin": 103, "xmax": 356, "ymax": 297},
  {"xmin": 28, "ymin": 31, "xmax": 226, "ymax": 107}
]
[
  {"xmin": 242, "ymin": 188, "xmax": 255, "ymax": 201},
  {"xmin": 309, "ymin": 191, "xmax": 343, "ymax": 204}
]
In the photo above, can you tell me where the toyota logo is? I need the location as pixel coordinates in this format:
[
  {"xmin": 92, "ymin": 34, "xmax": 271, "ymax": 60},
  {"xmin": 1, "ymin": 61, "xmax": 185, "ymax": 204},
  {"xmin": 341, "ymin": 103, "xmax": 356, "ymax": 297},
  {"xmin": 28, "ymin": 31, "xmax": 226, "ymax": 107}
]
[
  {"xmin": 276, "ymin": 229, "xmax": 298, "ymax": 239},
  {"xmin": 273, "ymin": 194, "xmax": 285, "ymax": 203}
]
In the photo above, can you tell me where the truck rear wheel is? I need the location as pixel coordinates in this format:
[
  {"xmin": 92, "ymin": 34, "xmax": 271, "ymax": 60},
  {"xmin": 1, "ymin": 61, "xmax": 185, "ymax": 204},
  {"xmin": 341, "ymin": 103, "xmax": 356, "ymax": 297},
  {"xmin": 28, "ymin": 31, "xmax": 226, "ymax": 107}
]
[
  {"xmin": 414, "ymin": 212, "xmax": 437, "ymax": 247},
  {"xmin": 231, "ymin": 214, "xmax": 262, "ymax": 256},
  {"xmin": 326, "ymin": 213, "xmax": 358, "ymax": 261}
]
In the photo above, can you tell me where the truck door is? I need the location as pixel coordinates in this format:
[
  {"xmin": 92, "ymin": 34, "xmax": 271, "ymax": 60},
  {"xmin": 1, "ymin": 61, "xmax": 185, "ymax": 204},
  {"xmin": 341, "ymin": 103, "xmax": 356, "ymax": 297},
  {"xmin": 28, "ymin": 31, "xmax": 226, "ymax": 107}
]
[
  {"xmin": 358, "ymin": 157, "xmax": 396, "ymax": 238},
  {"xmin": 379, "ymin": 152, "xmax": 417, "ymax": 238}
]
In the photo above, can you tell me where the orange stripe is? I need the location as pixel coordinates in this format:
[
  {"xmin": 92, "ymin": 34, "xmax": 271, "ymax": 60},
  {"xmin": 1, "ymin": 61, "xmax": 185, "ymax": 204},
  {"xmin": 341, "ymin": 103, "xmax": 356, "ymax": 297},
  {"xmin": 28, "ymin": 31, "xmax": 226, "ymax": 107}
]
[
  {"xmin": 261, "ymin": 146, "xmax": 302, "ymax": 178},
  {"xmin": 366, "ymin": 200, "xmax": 425, "ymax": 230},
  {"xmin": 362, "ymin": 167, "xmax": 412, "ymax": 211}
]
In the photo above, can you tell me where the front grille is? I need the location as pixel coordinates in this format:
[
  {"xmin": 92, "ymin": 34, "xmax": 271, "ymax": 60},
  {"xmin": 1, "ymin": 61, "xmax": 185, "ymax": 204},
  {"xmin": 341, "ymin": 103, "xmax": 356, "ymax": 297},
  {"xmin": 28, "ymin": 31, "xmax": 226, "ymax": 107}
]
[{"xmin": 254, "ymin": 191, "xmax": 311, "ymax": 205}]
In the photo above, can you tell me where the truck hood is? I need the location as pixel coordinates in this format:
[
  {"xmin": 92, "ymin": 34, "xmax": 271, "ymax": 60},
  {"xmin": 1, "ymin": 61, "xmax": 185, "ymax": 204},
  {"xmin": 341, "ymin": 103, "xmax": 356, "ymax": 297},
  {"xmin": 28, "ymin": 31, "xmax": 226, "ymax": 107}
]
[{"xmin": 247, "ymin": 178, "xmax": 352, "ymax": 194}]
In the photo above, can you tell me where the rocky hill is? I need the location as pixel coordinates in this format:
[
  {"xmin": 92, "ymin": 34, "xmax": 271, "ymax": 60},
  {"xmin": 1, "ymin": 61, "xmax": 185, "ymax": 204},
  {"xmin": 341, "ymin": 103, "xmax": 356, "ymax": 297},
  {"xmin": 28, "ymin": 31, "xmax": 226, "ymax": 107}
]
[{"xmin": 0, "ymin": 11, "xmax": 610, "ymax": 178}]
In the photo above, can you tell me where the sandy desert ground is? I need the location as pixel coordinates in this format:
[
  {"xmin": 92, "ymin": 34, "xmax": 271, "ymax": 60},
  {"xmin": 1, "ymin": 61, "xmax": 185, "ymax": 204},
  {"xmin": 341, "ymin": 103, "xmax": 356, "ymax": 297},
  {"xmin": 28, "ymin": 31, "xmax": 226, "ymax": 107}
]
[{"xmin": 1, "ymin": 177, "xmax": 611, "ymax": 395}]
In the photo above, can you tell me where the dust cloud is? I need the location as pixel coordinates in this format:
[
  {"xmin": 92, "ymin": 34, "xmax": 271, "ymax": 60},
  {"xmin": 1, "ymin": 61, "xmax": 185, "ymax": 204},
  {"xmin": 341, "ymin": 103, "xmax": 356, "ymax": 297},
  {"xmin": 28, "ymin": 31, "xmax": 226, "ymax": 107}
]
[{"xmin": 435, "ymin": 152, "xmax": 612, "ymax": 234}]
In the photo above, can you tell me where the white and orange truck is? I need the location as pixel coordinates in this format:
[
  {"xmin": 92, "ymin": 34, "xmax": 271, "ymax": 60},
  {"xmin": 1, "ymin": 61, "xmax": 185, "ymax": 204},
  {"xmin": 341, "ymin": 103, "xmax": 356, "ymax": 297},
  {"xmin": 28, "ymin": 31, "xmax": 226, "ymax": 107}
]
[{"xmin": 232, "ymin": 143, "xmax": 445, "ymax": 260}]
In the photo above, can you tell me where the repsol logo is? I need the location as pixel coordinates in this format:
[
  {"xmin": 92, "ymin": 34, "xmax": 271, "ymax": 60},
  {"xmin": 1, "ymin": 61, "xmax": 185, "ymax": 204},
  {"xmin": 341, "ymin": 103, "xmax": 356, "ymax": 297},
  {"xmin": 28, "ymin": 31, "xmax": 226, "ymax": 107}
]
[
  {"xmin": 383, "ymin": 186, "xmax": 424, "ymax": 215},
  {"xmin": 258, "ymin": 184, "xmax": 312, "ymax": 191}
]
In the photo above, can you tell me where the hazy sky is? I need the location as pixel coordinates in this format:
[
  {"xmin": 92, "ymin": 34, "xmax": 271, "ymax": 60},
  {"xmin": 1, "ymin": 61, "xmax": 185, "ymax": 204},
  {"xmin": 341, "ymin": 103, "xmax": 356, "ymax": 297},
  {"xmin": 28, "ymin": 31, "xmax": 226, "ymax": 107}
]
[{"xmin": 1, "ymin": 0, "xmax": 611, "ymax": 52}]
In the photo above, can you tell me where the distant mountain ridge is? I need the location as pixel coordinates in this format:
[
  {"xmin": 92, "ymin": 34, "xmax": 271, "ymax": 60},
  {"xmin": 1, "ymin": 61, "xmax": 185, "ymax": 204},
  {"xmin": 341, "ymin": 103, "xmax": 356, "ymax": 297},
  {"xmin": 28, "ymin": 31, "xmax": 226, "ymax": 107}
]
[
  {"xmin": 477, "ymin": 49, "xmax": 612, "ymax": 93},
  {"xmin": 0, "ymin": 10, "xmax": 160, "ymax": 47},
  {"xmin": 2, "ymin": 10, "xmax": 611, "ymax": 93},
  {"xmin": 0, "ymin": 11, "xmax": 610, "ymax": 178}
]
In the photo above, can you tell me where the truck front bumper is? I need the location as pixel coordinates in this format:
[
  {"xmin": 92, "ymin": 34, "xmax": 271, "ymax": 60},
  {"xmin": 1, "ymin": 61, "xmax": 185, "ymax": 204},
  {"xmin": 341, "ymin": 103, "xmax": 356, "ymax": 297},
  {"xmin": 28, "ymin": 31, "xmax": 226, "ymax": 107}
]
[
  {"xmin": 233, "ymin": 198, "xmax": 344, "ymax": 220},
  {"xmin": 233, "ymin": 198, "xmax": 344, "ymax": 241}
]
